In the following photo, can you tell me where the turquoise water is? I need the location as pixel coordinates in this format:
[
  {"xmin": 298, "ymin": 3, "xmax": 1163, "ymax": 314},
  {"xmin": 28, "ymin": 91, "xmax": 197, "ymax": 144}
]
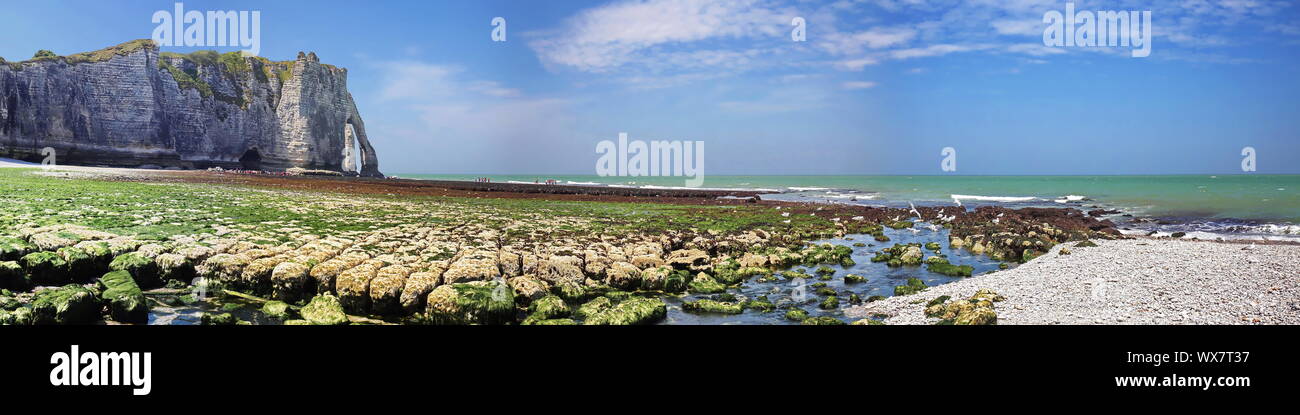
[{"xmin": 397, "ymin": 174, "xmax": 1300, "ymax": 222}]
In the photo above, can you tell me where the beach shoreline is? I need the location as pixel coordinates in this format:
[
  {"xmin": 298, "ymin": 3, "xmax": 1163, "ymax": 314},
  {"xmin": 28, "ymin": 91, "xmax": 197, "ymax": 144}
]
[
  {"xmin": 848, "ymin": 238, "xmax": 1300, "ymax": 325},
  {"xmin": 3, "ymin": 162, "xmax": 1297, "ymax": 326}
]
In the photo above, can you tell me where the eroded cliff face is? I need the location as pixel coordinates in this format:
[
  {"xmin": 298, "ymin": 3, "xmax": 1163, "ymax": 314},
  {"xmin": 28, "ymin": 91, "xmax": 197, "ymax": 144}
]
[{"xmin": 0, "ymin": 39, "xmax": 381, "ymax": 177}]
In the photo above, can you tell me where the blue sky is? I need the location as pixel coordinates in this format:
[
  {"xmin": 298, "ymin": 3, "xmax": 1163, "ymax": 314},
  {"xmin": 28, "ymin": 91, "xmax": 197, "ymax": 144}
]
[{"xmin": 2, "ymin": 0, "xmax": 1298, "ymax": 175}]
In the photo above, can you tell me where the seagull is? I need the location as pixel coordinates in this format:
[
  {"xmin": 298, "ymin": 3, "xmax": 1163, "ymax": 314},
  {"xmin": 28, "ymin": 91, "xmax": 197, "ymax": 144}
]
[
  {"xmin": 953, "ymin": 197, "xmax": 963, "ymax": 207},
  {"xmin": 908, "ymin": 202, "xmax": 923, "ymax": 221}
]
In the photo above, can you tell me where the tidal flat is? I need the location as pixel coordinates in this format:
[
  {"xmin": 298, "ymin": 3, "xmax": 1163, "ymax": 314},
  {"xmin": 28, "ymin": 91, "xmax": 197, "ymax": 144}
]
[{"xmin": 0, "ymin": 167, "xmax": 1155, "ymax": 325}]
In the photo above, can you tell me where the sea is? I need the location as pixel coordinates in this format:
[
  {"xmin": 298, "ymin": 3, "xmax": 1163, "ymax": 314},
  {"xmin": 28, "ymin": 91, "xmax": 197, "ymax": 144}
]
[{"xmin": 394, "ymin": 174, "xmax": 1300, "ymax": 242}]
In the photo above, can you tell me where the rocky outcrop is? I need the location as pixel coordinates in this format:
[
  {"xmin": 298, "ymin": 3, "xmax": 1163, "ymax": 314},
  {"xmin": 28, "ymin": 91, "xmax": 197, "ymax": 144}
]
[{"xmin": 0, "ymin": 40, "xmax": 381, "ymax": 177}]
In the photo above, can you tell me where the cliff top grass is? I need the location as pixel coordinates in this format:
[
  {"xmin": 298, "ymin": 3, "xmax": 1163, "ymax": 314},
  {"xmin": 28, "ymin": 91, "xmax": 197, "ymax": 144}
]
[{"xmin": 3, "ymin": 39, "xmax": 157, "ymax": 70}]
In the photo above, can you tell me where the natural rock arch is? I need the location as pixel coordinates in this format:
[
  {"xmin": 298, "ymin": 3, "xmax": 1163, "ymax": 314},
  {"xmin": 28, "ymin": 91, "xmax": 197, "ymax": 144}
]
[{"xmin": 344, "ymin": 102, "xmax": 380, "ymax": 177}]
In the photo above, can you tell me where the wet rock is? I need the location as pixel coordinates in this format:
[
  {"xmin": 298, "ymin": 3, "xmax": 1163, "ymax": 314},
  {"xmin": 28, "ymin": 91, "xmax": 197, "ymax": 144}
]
[
  {"xmin": 819, "ymin": 296, "xmax": 839, "ymax": 310},
  {"xmin": 198, "ymin": 253, "xmax": 249, "ymax": 285},
  {"xmin": 301, "ymin": 294, "xmax": 349, "ymax": 325},
  {"xmin": 537, "ymin": 255, "xmax": 585, "ymax": 286},
  {"xmin": 0, "ymin": 236, "xmax": 36, "ymax": 261},
  {"xmin": 0, "ymin": 261, "xmax": 30, "ymax": 291},
  {"xmin": 630, "ymin": 254, "xmax": 664, "ymax": 269},
  {"xmin": 574, "ymin": 296, "xmax": 612, "ymax": 320},
  {"xmin": 97, "ymin": 270, "xmax": 147, "ymax": 323},
  {"xmin": 844, "ymin": 274, "xmax": 866, "ymax": 284},
  {"xmin": 605, "ymin": 261, "xmax": 642, "ymax": 290},
  {"xmin": 335, "ymin": 261, "xmax": 382, "ymax": 314},
  {"xmin": 155, "ymin": 253, "xmax": 194, "ymax": 283},
  {"xmin": 851, "ymin": 319, "xmax": 885, "ymax": 325},
  {"xmin": 665, "ymin": 249, "xmax": 710, "ymax": 271},
  {"xmin": 443, "ymin": 250, "xmax": 501, "ymax": 284},
  {"xmin": 201, "ymin": 312, "xmax": 238, "ymax": 325},
  {"xmin": 261, "ymin": 301, "xmax": 292, "ymax": 320},
  {"xmin": 522, "ymin": 294, "xmax": 569, "ymax": 324},
  {"xmin": 784, "ymin": 309, "xmax": 808, "ymax": 321},
  {"xmin": 893, "ymin": 277, "xmax": 927, "ymax": 296},
  {"xmin": 400, "ymin": 271, "xmax": 442, "ymax": 314},
  {"xmin": 688, "ymin": 272, "xmax": 725, "ymax": 294},
  {"xmin": 369, "ymin": 265, "xmax": 411, "ymax": 315},
  {"xmin": 424, "ymin": 280, "xmax": 515, "ymax": 325},
  {"xmin": 639, "ymin": 266, "xmax": 670, "ymax": 291},
  {"xmin": 583, "ymin": 297, "xmax": 666, "ymax": 325},
  {"xmin": 22, "ymin": 251, "xmax": 69, "ymax": 286},
  {"xmin": 31, "ymin": 284, "xmax": 102, "ymax": 325},
  {"xmin": 802, "ymin": 316, "xmax": 846, "ymax": 325},
  {"xmin": 682, "ymin": 299, "xmax": 744, "ymax": 314},
  {"xmin": 270, "ymin": 261, "xmax": 311, "ymax": 302},
  {"xmin": 309, "ymin": 252, "xmax": 369, "ymax": 294}
]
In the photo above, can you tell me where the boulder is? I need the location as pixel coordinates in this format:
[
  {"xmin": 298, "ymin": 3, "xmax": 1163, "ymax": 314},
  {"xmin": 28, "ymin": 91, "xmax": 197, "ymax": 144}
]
[
  {"xmin": 301, "ymin": 294, "xmax": 349, "ymax": 325},
  {"xmin": 682, "ymin": 299, "xmax": 743, "ymax": 314},
  {"xmin": 369, "ymin": 265, "xmax": 410, "ymax": 315},
  {"xmin": 270, "ymin": 261, "xmax": 311, "ymax": 302},
  {"xmin": 424, "ymin": 280, "xmax": 516, "ymax": 325},
  {"xmin": 0, "ymin": 261, "xmax": 30, "ymax": 291},
  {"xmin": 22, "ymin": 251, "xmax": 69, "ymax": 286},
  {"xmin": 335, "ymin": 262, "xmax": 381, "ymax": 314},
  {"xmin": 506, "ymin": 275, "xmax": 547, "ymax": 305},
  {"xmin": 31, "ymin": 284, "xmax": 102, "ymax": 325},
  {"xmin": 97, "ymin": 270, "xmax": 148, "ymax": 323},
  {"xmin": 583, "ymin": 297, "xmax": 666, "ymax": 325},
  {"xmin": 604, "ymin": 261, "xmax": 641, "ymax": 290},
  {"xmin": 308, "ymin": 251, "xmax": 369, "ymax": 294},
  {"xmin": 396, "ymin": 271, "xmax": 437, "ymax": 314}
]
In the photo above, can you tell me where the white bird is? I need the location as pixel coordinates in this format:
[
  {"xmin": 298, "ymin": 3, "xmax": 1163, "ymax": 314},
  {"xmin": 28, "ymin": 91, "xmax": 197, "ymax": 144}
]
[
  {"xmin": 908, "ymin": 202, "xmax": 923, "ymax": 221},
  {"xmin": 926, "ymin": 223, "xmax": 940, "ymax": 232},
  {"xmin": 953, "ymin": 197, "xmax": 963, "ymax": 207}
]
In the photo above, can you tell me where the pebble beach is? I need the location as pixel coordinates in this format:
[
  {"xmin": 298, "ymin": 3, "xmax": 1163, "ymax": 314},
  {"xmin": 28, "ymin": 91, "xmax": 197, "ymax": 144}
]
[{"xmin": 849, "ymin": 238, "xmax": 1300, "ymax": 325}]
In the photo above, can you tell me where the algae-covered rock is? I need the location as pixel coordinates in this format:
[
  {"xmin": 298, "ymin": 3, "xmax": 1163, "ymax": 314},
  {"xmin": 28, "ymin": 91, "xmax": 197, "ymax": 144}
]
[
  {"xmin": 604, "ymin": 261, "xmax": 642, "ymax": 290},
  {"xmin": 801, "ymin": 316, "xmax": 846, "ymax": 325},
  {"xmin": 893, "ymin": 277, "xmax": 927, "ymax": 296},
  {"xmin": 530, "ymin": 318, "xmax": 577, "ymax": 325},
  {"xmin": 368, "ymin": 265, "xmax": 410, "ymax": 315},
  {"xmin": 261, "ymin": 300, "xmax": 292, "ymax": 320},
  {"xmin": 424, "ymin": 280, "xmax": 516, "ymax": 325},
  {"xmin": 662, "ymin": 269, "xmax": 692, "ymax": 293},
  {"xmin": 744, "ymin": 298, "xmax": 776, "ymax": 312},
  {"xmin": 687, "ymin": 272, "xmax": 725, "ymax": 294},
  {"xmin": 400, "ymin": 271, "xmax": 441, "ymax": 314},
  {"xmin": 200, "ymin": 312, "xmax": 238, "ymax": 325},
  {"xmin": 0, "ymin": 261, "xmax": 30, "ymax": 291},
  {"xmin": 155, "ymin": 252, "xmax": 195, "ymax": 283},
  {"xmin": 583, "ymin": 296, "xmax": 666, "ymax": 325},
  {"xmin": 851, "ymin": 318, "xmax": 885, "ymax": 325},
  {"xmin": 22, "ymin": 251, "xmax": 68, "ymax": 286},
  {"xmin": 573, "ymin": 296, "xmax": 612, "ymax": 320},
  {"xmin": 682, "ymin": 299, "xmax": 744, "ymax": 314},
  {"xmin": 0, "ymin": 236, "xmax": 36, "ymax": 261},
  {"xmin": 926, "ymin": 262, "xmax": 973, "ymax": 277},
  {"xmin": 58, "ymin": 246, "xmax": 98, "ymax": 282},
  {"xmin": 818, "ymin": 296, "xmax": 839, "ymax": 310},
  {"xmin": 301, "ymin": 294, "xmax": 349, "ymax": 325},
  {"xmin": 522, "ymin": 294, "xmax": 569, "ymax": 324},
  {"xmin": 97, "ymin": 270, "xmax": 148, "ymax": 323},
  {"xmin": 31, "ymin": 284, "xmax": 102, "ymax": 325},
  {"xmin": 784, "ymin": 309, "xmax": 808, "ymax": 321},
  {"xmin": 109, "ymin": 252, "xmax": 161, "ymax": 288},
  {"xmin": 844, "ymin": 274, "xmax": 866, "ymax": 284},
  {"xmin": 270, "ymin": 261, "xmax": 311, "ymax": 302}
]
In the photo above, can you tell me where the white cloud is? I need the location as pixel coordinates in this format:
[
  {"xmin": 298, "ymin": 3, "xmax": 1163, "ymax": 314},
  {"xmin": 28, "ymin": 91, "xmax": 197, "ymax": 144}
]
[
  {"xmin": 841, "ymin": 81, "xmax": 877, "ymax": 90},
  {"xmin": 529, "ymin": 0, "xmax": 788, "ymax": 73}
]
